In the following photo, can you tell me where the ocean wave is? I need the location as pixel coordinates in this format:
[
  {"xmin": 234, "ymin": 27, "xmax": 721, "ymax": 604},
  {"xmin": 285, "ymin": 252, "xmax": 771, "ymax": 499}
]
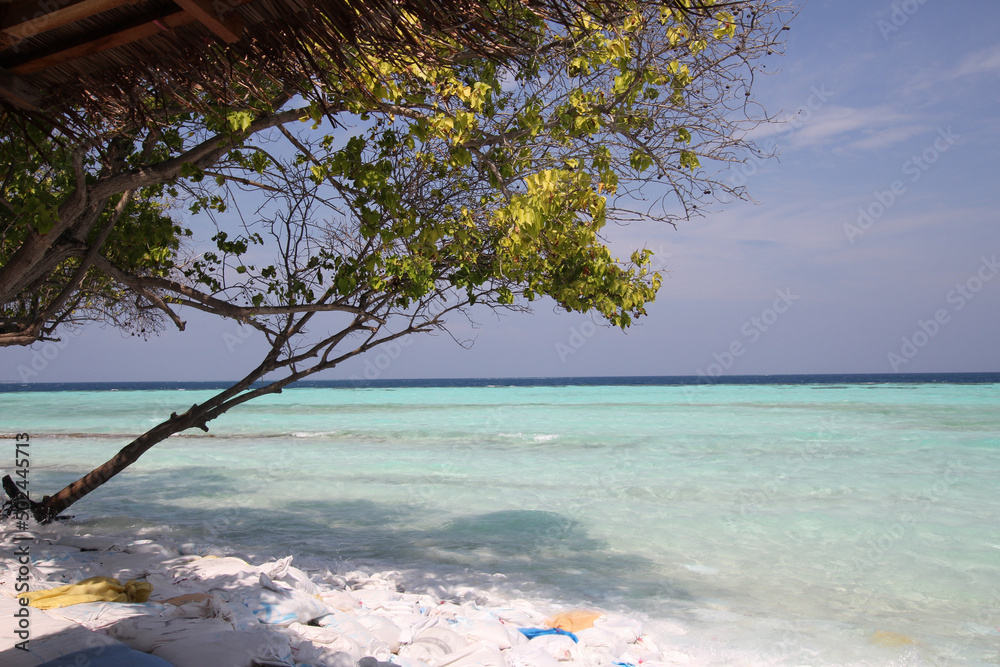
[{"xmin": 497, "ymin": 432, "xmax": 560, "ymax": 442}]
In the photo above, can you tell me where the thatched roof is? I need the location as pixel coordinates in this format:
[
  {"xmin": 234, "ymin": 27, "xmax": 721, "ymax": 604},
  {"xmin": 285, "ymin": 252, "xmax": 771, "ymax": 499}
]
[{"xmin": 0, "ymin": 0, "xmax": 588, "ymax": 132}]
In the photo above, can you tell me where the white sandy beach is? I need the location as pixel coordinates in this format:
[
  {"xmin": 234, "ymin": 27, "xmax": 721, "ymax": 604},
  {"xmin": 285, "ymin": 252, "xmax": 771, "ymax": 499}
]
[{"xmin": 2, "ymin": 521, "xmax": 690, "ymax": 667}]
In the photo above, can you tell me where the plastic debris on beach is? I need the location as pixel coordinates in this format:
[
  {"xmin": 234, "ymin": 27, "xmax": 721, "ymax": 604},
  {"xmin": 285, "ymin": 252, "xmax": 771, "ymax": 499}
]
[{"xmin": 0, "ymin": 526, "xmax": 689, "ymax": 667}]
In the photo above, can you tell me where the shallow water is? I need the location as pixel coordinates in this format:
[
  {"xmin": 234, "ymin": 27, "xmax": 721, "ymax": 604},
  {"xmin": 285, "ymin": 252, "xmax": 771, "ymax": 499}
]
[{"xmin": 3, "ymin": 380, "xmax": 999, "ymax": 665}]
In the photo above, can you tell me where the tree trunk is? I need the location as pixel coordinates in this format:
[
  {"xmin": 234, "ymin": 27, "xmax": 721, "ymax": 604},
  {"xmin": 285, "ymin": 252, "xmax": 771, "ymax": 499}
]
[{"xmin": 32, "ymin": 404, "xmax": 212, "ymax": 523}]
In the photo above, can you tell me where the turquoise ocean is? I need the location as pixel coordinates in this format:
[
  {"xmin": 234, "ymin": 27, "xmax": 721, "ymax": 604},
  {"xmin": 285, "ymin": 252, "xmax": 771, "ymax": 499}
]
[{"xmin": 2, "ymin": 375, "xmax": 999, "ymax": 665}]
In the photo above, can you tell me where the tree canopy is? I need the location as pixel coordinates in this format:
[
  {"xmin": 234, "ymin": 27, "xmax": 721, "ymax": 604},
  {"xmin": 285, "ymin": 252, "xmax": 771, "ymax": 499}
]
[{"xmin": 0, "ymin": 0, "xmax": 790, "ymax": 520}]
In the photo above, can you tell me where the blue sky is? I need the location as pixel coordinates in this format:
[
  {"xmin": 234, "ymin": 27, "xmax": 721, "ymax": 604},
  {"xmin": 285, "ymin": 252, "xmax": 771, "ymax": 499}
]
[{"xmin": 6, "ymin": 0, "xmax": 1000, "ymax": 382}]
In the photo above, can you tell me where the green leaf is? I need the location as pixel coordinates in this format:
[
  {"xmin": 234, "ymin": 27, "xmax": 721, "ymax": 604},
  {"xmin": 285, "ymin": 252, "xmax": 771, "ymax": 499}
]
[
  {"xmin": 227, "ymin": 111, "xmax": 253, "ymax": 133},
  {"xmin": 630, "ymin": 150, "xmax": 653, "ymax": 172},
  {"xmin": 680, "ymin": 150, "xmax": 701, "ymax": 171}
]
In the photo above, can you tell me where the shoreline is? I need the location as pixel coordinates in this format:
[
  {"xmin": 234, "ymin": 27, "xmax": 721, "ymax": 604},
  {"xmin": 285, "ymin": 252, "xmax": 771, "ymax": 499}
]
[
  {"xmin": 0, "ymin": 516, "xmax": 973, "ymax": 666},
  {"xmin": 2, "ymin": 521, "xmax": 690, "ymax": 667}
]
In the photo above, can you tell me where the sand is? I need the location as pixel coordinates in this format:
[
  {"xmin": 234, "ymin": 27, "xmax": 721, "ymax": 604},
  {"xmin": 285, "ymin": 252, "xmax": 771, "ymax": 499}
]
[{"xmin": 1, "ymin": 521, "xmax": 691, "ymax": 666}]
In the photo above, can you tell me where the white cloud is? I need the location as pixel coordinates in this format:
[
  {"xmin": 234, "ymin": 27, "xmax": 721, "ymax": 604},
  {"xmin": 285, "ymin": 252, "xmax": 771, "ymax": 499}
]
[
  {"xmin": 842, "ymin": 124, "xmax": 929, "ymax": 152},
  {"xmin": 955, "ymin": 44, "xmax": 1000, "ymax": 77},
  {"xmin": 900, "ymin": 44, "xmax": 1000, "ymax": 99},
  {"xmin": 789, "ymin": 105, "xmax": 911, "ymax": 149}
]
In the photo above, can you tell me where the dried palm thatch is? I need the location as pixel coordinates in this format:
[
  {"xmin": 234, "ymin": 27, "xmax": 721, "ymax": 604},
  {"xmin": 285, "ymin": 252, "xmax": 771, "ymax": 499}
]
[{"xmin": 0, "ymin": 0, "xmax": 615, "ymax": 135}]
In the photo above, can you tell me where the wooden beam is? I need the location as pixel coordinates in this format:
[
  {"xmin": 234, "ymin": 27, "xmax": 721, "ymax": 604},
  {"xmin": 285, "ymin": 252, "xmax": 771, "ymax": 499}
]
[
  {"xmin": 0, "ymin": 0, "xmax": 140, "ymax": 45},
  {"xmin": 0, "ymin": 65, "xmax": 40, "ymax": 109},
  {"xmin": 172, "ymin": 0, "xmax": 244, "ymax": 43},
  {"xmin": 9, "ymin": 11, "xmax": 196, "ymax": 75}
]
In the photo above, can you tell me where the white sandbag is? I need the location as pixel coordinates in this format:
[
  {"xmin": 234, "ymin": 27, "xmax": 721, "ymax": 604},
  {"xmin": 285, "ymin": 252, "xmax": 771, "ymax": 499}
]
[
  {"xmin": 24, "ymin": 544, "xmax": 96, "ymax": 571},
  {"xmin": 137, "ymin": 571, "xmax": 187, "ymax": 599},
  {"xmin": 24, "ymin": 559, "xmax": 93, "ymax": 584},
  {"xmin": 489, "ymin": 604, "xmax": 546, "ymax": 627},
  {"xmin": 279, "ymin": 622, "xmax": 365, "ymax": 661},
  {"xmin": 319, "ymin": 589, "xmax": 362, "ymax": 611},
  {"xmin": 161, "ymin": 594, "xmax": 217, "ymax": 618},
  {"xmin": 259, "ymin": 556, "xmax": 322, "ymax": 596},
  {"xmin": 572, "ymin": 642, "xmax": 624, "ymax": 667},
  {"xmin": 504, "ymin": 645, "xmax": 564, "ymax": 667},
  {"xmin": 151, "ymin": 628, "xmax": 295, "ymax": 667},
  {"xmin": 352, "ymin": 588, "xmax": 401, "ymax": 607},
  {"xmin": 399, "ymin": 593, "xmax": 440, "ymax": 611},
  {"xmin": 214, "ymin": 595, "xmax": 263, "ymax": 631},
  {"xmin": 171, "ymin": 556, "xmax": 259, "ymax": 584},
  {"xmin": 246, "ymin": 573, "xmax": 329, "ymax": 625},
  {"xmin": 46, "ymin": 601, "xmax": 165, "ymax": 630},
  {"xmin": 397, "ymin": 626, "xmax": 469, "ymax": 664},
  {"xmin": 165, "ymin": 589, "xmax": 261, "ymax": 630},
  {"xmin": 371, "ymin": 598, "xmax": 421, "ymax": 615},
  {"xmin": 435, "ymin": 643, "xmax": 505, "ymax": 667},
  {"xmin": 431, "ymin": 601, "xmax": 466, "ymax": 618},
  {"xmin": 0, "ymin": 594, "xmax": 130, "ymax": 667},
  {"xmin": 526, "ymin": 634, "xmax": 579, "ymax": 662},
  {"xmin": 342, "ymin": 569, "xmax": 370, "ymax": 583},
  {"xmin": 273, "ymin": 624, "xmax": 357, "ymax": 667},
  {"xmin": 106, "ymin": 615, "xmax": 234, "ymax": 652},
  {"xmin": 355, "ymin": 613, "xmax": 403, "ymax": 651},
  {"xmin": 451, "ymin": 619, "xmax": 524, "ymax": 649},
  {"xmin": 575, "ymin": 627, "xmax": 627, "ymax": 656},
  {"xmin": 315, "ymin": 612, "xmax": 392, "ymax": 658},
  {"xmin": 259, "ymin": 555, "xmax": 294, "ymax": 577},
  {"xmin": 395, "ymin": 614, "xmax": 451, "ymax": 644},
  {"xmin": 593, "ymin": 614, "xmax": 642, "ymax": 644},
  {"xmin": 454, "ymin": 605, "xmax": 503, "ymax": 623},
  {"xmin": 0, "ymin": 557, "xmax": 51, "ymax": 594},
  {"xmin": 353, "ymin": 571, "xmax": 401, "ymax": 591}
]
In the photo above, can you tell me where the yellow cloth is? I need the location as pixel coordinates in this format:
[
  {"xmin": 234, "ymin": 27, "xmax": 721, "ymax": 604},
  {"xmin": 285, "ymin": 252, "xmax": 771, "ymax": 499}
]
[
  {"xmin": 546, "ymin": 609, "xmax": 603, "ymax": 632},
  {"xmin": 20, "ymin": 576, "xmax": 152, "ymax": 610}
]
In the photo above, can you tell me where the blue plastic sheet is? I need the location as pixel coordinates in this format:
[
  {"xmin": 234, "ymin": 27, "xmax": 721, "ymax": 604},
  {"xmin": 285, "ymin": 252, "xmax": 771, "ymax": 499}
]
[{"xmin": 517, "ymin": 627, "xmax": 580, "ymax": 643}]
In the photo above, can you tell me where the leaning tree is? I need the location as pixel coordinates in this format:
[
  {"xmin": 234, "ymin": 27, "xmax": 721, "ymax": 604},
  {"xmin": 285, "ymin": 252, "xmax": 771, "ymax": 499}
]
[{"xmin": 1, "ymin": 0, "xmax": 790, "ymax": 521}]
